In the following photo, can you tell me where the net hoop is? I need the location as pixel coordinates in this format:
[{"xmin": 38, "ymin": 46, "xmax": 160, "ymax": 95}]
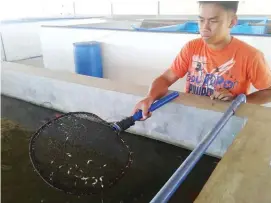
[{"xmin": 29, "ymin": 111, "xmax": 133, "ymax": 195}]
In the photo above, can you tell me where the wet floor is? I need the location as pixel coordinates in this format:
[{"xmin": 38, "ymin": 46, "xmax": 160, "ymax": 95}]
[{"xmin": 1, "ymin": 95, "xmax": 220, "ymax": 203}]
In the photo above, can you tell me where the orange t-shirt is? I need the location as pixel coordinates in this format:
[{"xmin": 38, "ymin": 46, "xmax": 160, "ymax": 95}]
[{"xmin": 171, "ymin": 37, "xmax": 271, "ymax": 97}]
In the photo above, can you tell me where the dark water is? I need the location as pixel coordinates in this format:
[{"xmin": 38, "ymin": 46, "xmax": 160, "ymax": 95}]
[{"xmin": 1, "ymin": 95, "xmax": 220, "ymax": 203}]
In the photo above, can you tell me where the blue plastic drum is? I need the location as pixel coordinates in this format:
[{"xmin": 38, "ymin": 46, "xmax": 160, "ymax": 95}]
[{"xmin": 73, "ymin": 41, "xmax": 103, "ymax": 78}]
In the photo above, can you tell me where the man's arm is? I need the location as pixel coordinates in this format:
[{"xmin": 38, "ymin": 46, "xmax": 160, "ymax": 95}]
[
  {"xmin": 132, "ymin": 69, "xmax": 179, "ymax": 119},
  {"xmin": 147, "ymin": 69, "xmax": 179, "ymax": 102},
  {"xmin": 132, "ymin": 41, "xmax": 191, "ymax": 118},
  {"xmin": 247, "ymin": 86, "xmax": 271, "ymax": 105},
  {"xmin": 212, "ymin": 52, "xmax": 271, "ymax": 105},
  {"xmin": 246, "ymin": 51, "xmax": 271, "ymax": 105},
  {"xmin": 146, "ymin": 40, "xmax": 191, "ymax": 102}
]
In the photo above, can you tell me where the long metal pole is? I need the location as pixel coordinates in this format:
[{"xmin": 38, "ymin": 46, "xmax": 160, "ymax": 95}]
[{"xmin": 150, "ymin": 94, "xmax": 246, "ymax": 203}]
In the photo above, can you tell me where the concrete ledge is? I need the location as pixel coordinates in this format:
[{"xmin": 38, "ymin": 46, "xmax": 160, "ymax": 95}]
[{"xmin": 1, "ymin": 62, "xmax": 249, "ymax": 158}]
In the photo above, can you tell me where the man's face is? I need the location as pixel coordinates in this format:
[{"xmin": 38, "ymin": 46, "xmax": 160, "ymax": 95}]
[{"xmin": 198, "ymin": 3, "xmax": 237, "ymax": 44}]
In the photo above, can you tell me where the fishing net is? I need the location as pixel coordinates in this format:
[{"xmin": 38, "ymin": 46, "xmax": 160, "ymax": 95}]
[
  {"xmin": 29, "ymin": 91, "xmax": 179, "ymax": 196},
  {"xmin": 29, "ymin": 112, "xmax": 133, "ymax": 195}
]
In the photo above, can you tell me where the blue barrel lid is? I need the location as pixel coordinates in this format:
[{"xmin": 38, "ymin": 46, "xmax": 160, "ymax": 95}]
[{"xmin": 73, "ymin": 41, "xmax": 100, "ymax": 46}]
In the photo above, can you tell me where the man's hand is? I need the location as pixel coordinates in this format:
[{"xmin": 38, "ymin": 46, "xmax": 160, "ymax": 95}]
[
  {"xmin": 132, "ymin": 97, "xmax": 154, "ymax": 120},
  {"xmin": 210, "ymin": 88, "xmax": 234, "ymax": 101},
  {"xmin": 131, "ymin": 69, "xmax": 179, "ymax": 120}
]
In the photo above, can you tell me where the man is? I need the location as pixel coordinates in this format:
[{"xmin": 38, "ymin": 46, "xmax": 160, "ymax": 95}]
[{"xmin": 133, "ymin": 1, "xmax": 271, "ymax": 119}]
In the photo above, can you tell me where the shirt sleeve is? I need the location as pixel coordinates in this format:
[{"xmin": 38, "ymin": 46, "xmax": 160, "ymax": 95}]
[
  {"xmin": 170, "ymin": 42, "xmax": 191, "ymax": 78},
  {"xmin": 248, "ymin": 51, "xmax": 271, "ymax": 90}
]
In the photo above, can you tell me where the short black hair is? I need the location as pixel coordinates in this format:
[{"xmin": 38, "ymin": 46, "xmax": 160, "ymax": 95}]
[{"xmin": 198, "ymin": 1, "xmax": 239, "ymax": 13}]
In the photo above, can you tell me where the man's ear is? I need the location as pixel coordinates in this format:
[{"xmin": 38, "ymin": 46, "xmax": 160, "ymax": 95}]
[{"xmin": 229, "ymin": 15, "xmax": 238, "ymax": 28}]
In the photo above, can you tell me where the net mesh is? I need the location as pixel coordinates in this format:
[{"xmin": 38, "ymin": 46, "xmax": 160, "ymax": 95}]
[{"xmin": 29, "ymin": 112, "xmax": 133, "ymax": 195}]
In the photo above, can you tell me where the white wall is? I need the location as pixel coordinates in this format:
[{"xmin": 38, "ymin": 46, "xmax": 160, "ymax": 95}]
[
  {"xmin": 73, "ymin": 20, "xmax": 142, "ymax": 29},
  {"xmin": 112, "ymin": 1, "xmax": 158, "ymax": 15},
  {"xmin": 159, "ymin": 0, "xmax": 271, "ymax": 15},
  {"xmin": 40, "ymin": 26, "xmax": 271, "ymax": 93},
  {"xmin": 0, "ymin": 0, "xmax": 75, "ymax": 20},
  {"xmin": 1, "ymin": 0, "xmax": 270, "ymax": 20},
  {"xmin": 75, "ymin": 0, "xmax": 112, "ymax": 16},
  {"xmin": 0, "ymin": 18, "xmax": 106, "ymax": 61},
  {"xmin": 1, "ymin": 22, "xmax": 42, "ymax": 61},
  {"xmin": 160, "ymin": 1, "xmax": 198, "ymax": 15},
  {"xmin": 41, "ymin": 27, "xmax": 192, "ymax": 91}
]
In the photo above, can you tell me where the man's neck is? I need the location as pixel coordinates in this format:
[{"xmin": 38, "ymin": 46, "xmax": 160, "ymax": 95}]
[{"xmin": 207, "ymin": 35, "xmax": 232, "ymax": 51}]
